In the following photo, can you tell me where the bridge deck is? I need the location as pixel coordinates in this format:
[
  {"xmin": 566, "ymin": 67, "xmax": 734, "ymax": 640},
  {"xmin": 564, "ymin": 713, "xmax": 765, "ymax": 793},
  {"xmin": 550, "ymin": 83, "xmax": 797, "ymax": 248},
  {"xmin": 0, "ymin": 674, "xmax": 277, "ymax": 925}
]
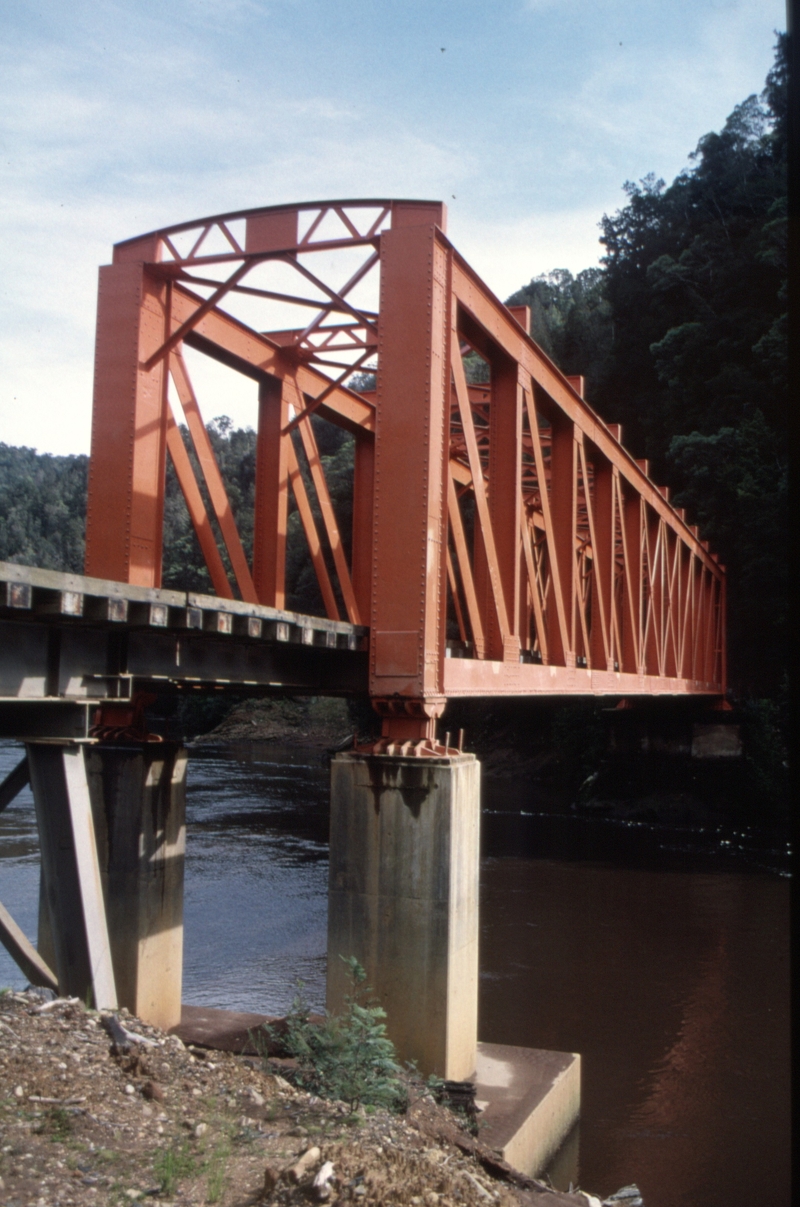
[
  {"xmin": 1, "ymin": 560, "xmax": 721, "ymax": 741},
  {"xmin": 0, "ymin": 561, "xmax": 367, "ymax": 738}
]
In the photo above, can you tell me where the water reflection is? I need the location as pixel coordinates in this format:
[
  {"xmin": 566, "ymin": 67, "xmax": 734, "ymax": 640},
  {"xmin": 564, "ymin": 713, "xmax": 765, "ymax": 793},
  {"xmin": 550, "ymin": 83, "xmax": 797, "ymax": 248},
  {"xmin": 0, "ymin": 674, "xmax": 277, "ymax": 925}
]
[{"xmin": 479, "ymin": 859, "xmax": 790, "ymax": 1205}]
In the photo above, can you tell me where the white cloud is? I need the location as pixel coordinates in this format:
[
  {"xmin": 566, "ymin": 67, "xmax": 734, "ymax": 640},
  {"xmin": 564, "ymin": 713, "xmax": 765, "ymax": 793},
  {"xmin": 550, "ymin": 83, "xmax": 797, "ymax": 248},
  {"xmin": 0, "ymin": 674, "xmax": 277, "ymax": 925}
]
[
  {"xmin": 0, "ymin": 0, "xmax": 784, "ymax": 453},
  {"xmin": 454, "ymin": 207, "xmax": 605, "ymax": 302}
]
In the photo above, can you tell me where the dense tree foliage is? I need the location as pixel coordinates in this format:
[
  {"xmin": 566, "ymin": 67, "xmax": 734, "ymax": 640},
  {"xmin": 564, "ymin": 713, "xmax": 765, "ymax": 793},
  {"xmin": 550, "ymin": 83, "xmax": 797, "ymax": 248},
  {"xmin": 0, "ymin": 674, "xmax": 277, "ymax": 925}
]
[
  {"xmin": 0, "ymin": 443, "xmax": 87, "ymax": 572},
  {"xmin": 508, "ymin": 35, "xmax": 787, "ymax": 697}
]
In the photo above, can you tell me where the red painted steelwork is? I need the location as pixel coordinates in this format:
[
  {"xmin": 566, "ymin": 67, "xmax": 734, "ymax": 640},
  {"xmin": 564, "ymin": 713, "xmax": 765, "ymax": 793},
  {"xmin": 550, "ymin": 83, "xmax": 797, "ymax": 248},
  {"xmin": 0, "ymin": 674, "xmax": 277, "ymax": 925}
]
[{"xmin": 84, "ymin": 199, "xmax": 726, "ymax": 743}]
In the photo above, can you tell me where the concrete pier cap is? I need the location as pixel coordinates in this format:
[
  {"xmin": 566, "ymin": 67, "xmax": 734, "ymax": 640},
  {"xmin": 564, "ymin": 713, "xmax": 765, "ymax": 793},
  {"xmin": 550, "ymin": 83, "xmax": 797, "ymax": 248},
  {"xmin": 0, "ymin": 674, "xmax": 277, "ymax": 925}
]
[{"xmin": 327, "ymin": 750, "xmax": 479, "ymax": 1081}]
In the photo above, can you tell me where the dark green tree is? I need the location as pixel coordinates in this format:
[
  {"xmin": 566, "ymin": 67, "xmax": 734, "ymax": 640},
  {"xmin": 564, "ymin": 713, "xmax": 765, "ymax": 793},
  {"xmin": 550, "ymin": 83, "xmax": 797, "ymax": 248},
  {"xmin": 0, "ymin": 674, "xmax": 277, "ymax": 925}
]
[
  {"xmin": 506, "ymin": 267, "xmax": 613, "ymax": 400},
  {"xmin": 0, "ymin": 443, "xmax": 87, "ymax": 572},
  {"xmin": 595, "ymin": 35, "xmax": 787, "ymax": 468}
]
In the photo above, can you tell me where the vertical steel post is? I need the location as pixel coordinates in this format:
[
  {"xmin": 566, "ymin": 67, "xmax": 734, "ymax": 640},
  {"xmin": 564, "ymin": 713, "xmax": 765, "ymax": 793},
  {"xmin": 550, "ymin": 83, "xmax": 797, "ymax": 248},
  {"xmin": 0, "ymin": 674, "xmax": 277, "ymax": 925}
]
[
  {"xmin": 472, "ymin": 514, "xmax": 490, "ymax": 652},
  {"xmin": 351, "ymin": 432, "xmax": 375, "ymax": 625},
  {"xmin": 370, "ymin": 219, "xmax": 449, "ymax": 716},
  {"xmin": 644, "ymin": 506, "xmax": 661, "ymax": 676},
  {"xmin": 84, "ymin": 260, "xmax": 169, "ymax": 586},
  {"xmin": 591, "ymin": 454, "xmax": 614, "ymax": 671},
  {"xmin": 253, "ymin": 376, "xmax": 289, "ymax": 608},
  {"xmin": 549, "ymin": 415, "xmax": 576, "ymax": 666},
  {"xmin": 486, "ymin": 354, "xmax": 522, "ymax": 660},
  {"xmin": 664, "ymin": 529, "xmax": 679, "ymax": 679},
  {"xmin": 621, "ymin": 485, "xmax": 642, "ymax": 675}
]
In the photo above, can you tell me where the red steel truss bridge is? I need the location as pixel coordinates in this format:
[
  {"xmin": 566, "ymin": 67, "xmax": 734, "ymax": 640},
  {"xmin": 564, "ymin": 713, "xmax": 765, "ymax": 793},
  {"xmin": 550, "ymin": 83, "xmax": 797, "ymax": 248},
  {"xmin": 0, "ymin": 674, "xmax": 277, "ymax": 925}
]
[{"xmin": 0, "ymin": 199, "xmax": 725, "ymax": 751}]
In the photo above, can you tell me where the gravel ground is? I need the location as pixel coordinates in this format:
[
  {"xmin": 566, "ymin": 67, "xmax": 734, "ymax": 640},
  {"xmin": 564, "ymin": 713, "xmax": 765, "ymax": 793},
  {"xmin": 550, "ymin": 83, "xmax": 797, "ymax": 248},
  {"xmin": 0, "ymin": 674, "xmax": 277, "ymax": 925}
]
[{"xmin": 0, "ymin": 990, "xmax": 622, "ymax": 1207}]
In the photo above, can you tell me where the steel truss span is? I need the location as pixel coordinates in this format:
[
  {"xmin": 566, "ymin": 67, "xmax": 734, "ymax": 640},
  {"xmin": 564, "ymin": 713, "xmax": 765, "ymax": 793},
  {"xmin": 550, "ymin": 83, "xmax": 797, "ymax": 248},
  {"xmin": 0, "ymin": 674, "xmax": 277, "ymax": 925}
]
[{"xmin": 80, "ymin": 198, "xmax": 725, "ymax": 750}]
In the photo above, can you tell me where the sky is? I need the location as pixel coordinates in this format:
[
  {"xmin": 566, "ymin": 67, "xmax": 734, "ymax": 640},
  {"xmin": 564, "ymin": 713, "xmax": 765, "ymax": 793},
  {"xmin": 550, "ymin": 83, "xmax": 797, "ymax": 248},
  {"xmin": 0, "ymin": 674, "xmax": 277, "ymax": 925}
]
[{"xmin": 0, "ymin": 0, "xmax": 785, "ymax": 455}]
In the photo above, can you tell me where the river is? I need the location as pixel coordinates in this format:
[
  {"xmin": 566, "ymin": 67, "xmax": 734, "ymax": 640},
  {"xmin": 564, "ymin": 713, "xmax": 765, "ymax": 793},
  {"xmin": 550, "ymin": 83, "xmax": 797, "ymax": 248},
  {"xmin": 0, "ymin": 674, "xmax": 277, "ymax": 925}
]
[{"xmin": 0, "ymin": 739, "xmax": 790, "ymax": 1206}]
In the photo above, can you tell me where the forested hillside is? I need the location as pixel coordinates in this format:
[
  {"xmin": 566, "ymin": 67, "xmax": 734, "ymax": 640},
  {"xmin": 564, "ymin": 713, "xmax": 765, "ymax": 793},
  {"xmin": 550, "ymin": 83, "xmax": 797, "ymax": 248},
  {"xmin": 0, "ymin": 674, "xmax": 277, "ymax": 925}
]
[
  {"xmin": 0, "ymin": 38, "xmax": 786, "ymax": 707},
  {"xmin": 0, "ymin": 443, "xmax": 87, "ymax": 573}
]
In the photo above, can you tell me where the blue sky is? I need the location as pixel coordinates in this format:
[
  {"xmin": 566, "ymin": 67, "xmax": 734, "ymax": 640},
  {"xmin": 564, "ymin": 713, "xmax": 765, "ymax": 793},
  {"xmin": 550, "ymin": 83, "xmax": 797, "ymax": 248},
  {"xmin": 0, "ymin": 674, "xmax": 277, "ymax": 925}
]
[{"xmin": 0, "ymin": 0, "xmax": 785, "ymax": 454}]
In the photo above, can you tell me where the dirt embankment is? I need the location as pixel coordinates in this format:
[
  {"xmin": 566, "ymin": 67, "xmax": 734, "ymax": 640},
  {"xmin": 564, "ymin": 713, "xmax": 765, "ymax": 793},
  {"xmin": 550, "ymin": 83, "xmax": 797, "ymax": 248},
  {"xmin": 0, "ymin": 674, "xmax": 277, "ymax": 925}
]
[{"xmin": 0, "ymin": 990, "xmax": 626, "ymax": 1207}]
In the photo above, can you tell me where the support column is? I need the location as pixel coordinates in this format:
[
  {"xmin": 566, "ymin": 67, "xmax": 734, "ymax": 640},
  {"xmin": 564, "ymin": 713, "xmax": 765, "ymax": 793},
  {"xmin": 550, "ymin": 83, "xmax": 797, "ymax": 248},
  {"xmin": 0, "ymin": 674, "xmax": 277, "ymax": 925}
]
[
  {"xmin": 590, "ymin": 453, "xmax": 614, "ymax": 672},
  {"xmin": 84, "ymin": 260, "xmax": 169, "ymax": 586},
  {"xmin": 28, "ymin": 742, "xmax": 186, "ymax": 1028},
  {"xmin": 27, "ymin": 743, "xmax": 118, "ymax": 1009},
  {"xmin": 327, "ymin": 751, "xmax": 479, "ymax": 1080},
  {"xmin": 549, "ymin": 414, "xmax": 577, "ymax": 666},
  {"xmin": 85, "ymin": 743, "xmax": 187, "ymax": 1030},
  {"xmin": 370, "ymin": 220, "xmax": 450, "ymax": 700},
  {"xmin": 253, "ymin": 376, "xmax": 289, "ymax": 608},
  {"xmin": 621, "ymin": 484, "xmax": 642, "ymax": 675},
  {"xmin": 351, "ymin": 431, "xmax": 375, "ymax": 625},
  {"xmin": 486, "ymin": 353, "xmax": 522, "ymax": 661}
]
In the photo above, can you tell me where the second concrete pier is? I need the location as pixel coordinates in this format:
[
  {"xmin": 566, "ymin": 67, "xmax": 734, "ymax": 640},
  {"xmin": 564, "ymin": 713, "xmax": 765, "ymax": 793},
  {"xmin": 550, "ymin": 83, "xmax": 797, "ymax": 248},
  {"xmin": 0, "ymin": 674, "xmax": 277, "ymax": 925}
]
[{"xmin": 327, "ymin": 751, "xmax": 480, "ymax": 1081}]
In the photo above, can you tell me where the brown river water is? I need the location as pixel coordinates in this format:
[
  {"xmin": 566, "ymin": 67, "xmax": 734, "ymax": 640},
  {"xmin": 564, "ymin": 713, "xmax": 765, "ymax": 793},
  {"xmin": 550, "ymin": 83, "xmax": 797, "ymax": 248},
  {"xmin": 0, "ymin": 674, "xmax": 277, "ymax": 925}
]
[{"xmin": 0, "ymin": 740, "xmax": 790, "ymax": 1206}]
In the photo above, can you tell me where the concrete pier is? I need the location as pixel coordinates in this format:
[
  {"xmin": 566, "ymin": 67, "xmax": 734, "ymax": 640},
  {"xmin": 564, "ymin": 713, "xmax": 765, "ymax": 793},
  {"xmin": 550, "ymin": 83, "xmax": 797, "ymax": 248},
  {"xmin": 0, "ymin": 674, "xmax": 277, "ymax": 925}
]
[
  {"xmin": 26, "ymin": 742, "xmax": 186, "ymax": 1029},
  {"xmin": 86, "ymin": 743, "xmax": 187, "ymax": 1030},
  {"xmin": 327, "ymin": 751, "xmax": 480, "ymax": 1080},
  {"xmin": 27, "ymin": 743, "xmax": 118, "ymax": 1010}
]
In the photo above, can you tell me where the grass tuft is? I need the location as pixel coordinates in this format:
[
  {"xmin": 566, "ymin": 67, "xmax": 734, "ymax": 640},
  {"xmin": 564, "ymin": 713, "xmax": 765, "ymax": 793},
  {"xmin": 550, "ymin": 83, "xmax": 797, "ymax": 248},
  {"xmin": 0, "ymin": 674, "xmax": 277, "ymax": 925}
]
[{"xmin": 153, "ymin": 1141, "xmax": 196, "ymax": 1195}]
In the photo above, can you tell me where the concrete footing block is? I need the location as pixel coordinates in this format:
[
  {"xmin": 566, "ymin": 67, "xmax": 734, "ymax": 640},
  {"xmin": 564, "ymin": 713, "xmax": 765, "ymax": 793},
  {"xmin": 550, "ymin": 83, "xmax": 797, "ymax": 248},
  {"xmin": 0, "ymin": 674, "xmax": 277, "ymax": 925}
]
[{"xmin": 476, "ymin": 1043, "xmax": 581, "ymax": 1177}]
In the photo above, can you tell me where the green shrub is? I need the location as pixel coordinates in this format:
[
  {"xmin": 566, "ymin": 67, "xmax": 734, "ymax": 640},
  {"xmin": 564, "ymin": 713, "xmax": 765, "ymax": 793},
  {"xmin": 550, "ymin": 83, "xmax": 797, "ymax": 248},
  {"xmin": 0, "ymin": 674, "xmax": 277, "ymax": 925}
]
[
  {"xmin": 45, "ymin": 1106, "xmax": 73, "ymax": 1140},
  {"xmin": 260, "ymin": 957, "xmax": 405, "ymax": 1113}
]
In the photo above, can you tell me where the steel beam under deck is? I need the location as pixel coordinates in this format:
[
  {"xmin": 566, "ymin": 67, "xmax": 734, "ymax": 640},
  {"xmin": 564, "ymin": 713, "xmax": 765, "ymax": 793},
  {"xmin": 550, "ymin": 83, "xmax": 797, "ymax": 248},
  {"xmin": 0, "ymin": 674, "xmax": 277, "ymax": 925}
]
[{"xmin": 0, "ymin": 561, "xmax": 367, "ymax": 739}]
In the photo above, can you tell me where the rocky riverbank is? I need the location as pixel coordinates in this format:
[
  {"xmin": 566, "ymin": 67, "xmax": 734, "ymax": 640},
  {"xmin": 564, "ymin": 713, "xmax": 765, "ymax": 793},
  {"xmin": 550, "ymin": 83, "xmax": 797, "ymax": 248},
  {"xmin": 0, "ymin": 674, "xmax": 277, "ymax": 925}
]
[{"xmin": 0, "ymin": 991, "xmax": 640, "ymax": 1207}]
